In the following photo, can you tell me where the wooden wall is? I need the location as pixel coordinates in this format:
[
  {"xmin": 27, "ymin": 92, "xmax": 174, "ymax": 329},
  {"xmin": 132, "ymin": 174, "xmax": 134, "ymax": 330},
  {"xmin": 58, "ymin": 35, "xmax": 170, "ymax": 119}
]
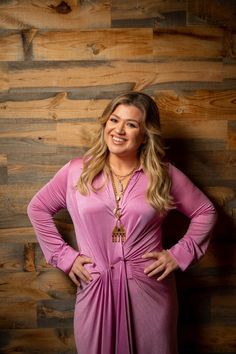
[{"xmin": 0, "ymin": 0, "xmax": 235, "ymax": 353}]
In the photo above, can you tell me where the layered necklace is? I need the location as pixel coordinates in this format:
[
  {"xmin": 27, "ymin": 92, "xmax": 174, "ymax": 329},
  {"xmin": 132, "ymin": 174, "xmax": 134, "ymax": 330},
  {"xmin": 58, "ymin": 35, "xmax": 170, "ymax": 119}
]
[{"xmin": 110, "ymin": 165, "xmax": 137, "ymax": 243}]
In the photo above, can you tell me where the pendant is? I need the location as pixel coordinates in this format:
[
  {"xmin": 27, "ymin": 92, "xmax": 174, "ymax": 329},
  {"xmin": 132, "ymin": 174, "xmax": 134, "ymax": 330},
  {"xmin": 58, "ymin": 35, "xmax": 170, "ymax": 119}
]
[
  {"xmin": 118, "ymin": 179, "xmax": 123, "ymax": 193},
  {"xmin": 113, "ymin": 207, "xmax": 121, "ymax": 218},
  {"xmin": 112, "ymin": 221, "xmax": 126, "ymax": 243}
]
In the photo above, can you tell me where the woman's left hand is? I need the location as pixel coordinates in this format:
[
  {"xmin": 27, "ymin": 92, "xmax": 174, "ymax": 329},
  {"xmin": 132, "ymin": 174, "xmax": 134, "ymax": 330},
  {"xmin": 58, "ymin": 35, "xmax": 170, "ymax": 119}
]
[{"xmin": 142, "ymin": 250, "xmax": 179, "ymax": 281}]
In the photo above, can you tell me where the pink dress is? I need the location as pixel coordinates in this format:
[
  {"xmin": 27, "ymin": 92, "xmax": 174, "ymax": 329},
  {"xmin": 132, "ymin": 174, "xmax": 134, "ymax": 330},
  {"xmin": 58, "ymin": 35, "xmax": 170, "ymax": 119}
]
[{"xmin": 27, "ymin": 158, "xmax": 217, "ymax": 354}]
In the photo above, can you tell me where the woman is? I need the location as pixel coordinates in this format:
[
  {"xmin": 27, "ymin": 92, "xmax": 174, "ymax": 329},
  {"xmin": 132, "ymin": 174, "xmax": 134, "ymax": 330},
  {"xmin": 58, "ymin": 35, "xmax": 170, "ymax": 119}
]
[{"xmin": 27, "ymin": 91, "xmax": 217, "ymax": 354}]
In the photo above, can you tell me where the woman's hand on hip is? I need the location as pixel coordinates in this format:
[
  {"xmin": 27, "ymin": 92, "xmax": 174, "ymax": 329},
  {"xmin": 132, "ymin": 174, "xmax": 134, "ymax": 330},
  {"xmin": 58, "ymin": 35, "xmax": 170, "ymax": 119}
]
[
  {"xmin": 142, "ymin": 250, "xmax": 179, "ymax": 281},
  {"xmin": 69, "ymin": 255, "xmax": 93, "ymax": 287}
]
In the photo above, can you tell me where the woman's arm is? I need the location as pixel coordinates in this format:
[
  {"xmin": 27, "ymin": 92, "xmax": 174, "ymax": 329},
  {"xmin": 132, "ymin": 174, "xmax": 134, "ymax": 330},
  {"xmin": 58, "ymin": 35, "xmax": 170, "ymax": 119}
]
[
  {"xmin": 167, "ymin": 163, "xmax": 217, "ymax": 271},
  {"xmin": 27, "ymin": 162, "xmax": 80, "ymax": 273}
]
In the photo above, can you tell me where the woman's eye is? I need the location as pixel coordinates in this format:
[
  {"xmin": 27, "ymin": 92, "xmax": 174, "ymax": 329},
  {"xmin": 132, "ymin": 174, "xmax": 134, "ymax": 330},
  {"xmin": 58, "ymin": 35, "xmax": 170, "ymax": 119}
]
[
  {"xmin": 127, "ymin": 122, "xmax": 137, "ymax": 128},
  {"xmin": 110, "ymin": 117, "xmax": 118, "ymax": 123}
]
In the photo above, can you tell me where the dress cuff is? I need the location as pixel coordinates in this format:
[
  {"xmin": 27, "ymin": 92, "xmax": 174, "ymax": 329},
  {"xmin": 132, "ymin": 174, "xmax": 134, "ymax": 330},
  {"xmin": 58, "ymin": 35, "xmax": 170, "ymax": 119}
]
[
  {"xmin": 167, "ymin": 243, "xmax": 195, "ymax": 271},
  {"xmin": 56, "ymin": 246, "xmax": 80, "ymax": 274}
]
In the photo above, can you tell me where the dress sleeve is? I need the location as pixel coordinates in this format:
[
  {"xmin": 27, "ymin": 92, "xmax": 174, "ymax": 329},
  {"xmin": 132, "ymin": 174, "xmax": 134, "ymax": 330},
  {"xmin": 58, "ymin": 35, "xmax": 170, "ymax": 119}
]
[
  {"xmin": 167, "ymin": 164, "xmax": 217, "ymax": 271},
  {"xmin": 27, "ymin": 161, "xmax": 80, "ymax": 274}
]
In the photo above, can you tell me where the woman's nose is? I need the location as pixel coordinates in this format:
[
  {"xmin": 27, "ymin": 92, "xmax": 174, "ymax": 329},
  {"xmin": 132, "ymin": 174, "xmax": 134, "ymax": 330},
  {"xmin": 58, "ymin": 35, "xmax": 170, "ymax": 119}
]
[{"xmin": 116, "ymin": 122, "xmax": 125, "ymax": 134}]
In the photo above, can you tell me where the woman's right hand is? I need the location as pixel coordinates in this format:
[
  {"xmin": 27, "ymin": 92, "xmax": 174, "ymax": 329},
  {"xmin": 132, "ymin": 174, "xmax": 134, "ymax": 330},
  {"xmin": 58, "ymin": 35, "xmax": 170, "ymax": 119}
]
[{"xmin": 69, "ymin": 255, "xmax": 93, "ymax": 287}]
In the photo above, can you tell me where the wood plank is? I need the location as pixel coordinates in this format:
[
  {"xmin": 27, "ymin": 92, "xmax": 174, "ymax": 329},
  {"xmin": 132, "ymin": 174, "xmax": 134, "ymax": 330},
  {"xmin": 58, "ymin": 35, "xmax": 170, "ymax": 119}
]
[
  {"xmin": 0, "ymin": 243, "xmax": 25, "ymax": 272},
  {"xmin": 162, "ymin": 120, "xmax": 227, "ymax": 140},
  {"xmin": 228, "ymin": 121, "xmax": 236, "ymax": 149},
  {"xmin": 177, "ymin": 272, "xmax": 236, "ymax": 289},
  {"xmin": 153, "ymin": 26, "xmax": 223, "ymax": 58},
  {"xmin": 169, "ymin": 150, "xmax": 236, "ymax": 181},
  {"xmin": 0, "ymin": 0, "xmax": 110, "ymax": 30},
  {"xmin": 204, "ymin": 186, "xmax": 235, "ymax": 207},
  {"xmin": 179, "ymin": 324, "xmax": 236, "ymax": 352},
  {"xmin": 0, "ymin": 31, "xmax": 24, "ymax": 61},
  {"xmin": 0, "ymin": 227, "xmax": 36, "ymax": 243},
  {"xmin": 24, "ymin": 243, "xmax": 36, "ymax": 272},
  {"xmin": 0, "ymin": 62, "xmax": 9, "ymax": 92},
  {"xmin": 8, "ymin": 61, "xmax": 223, "ymax": 91},
  {"xmin": 0, "ymin": 184, "xmax": 42, "ymax": 228},
  {"xmin": 0, "ymin": 270, "xmax": 75, "ymax": 302},
  {"xmin": 0, "ymin": 301, "xmax": 36, "ymax": 329},
  {"xmin": 155, "ymin": 89, "xmax": 236, "ymax": 121},
  {"xmin": 166, "ymin": 137, "xmax": 226, "ymax": 151},
  {"xmin": 0, "ymin": 328, "xmax": 76, "ymax": 354},
  {"xmin": 32, "ymin": 29, "xmax": 153, "ymax": 60},
  {"xmin": 188, "ymin": 0, "xmax": 236, "ymax": 30},
  {"xmin": 0, "ymin": 94, "xmax": 108, "ymax": 120},
  {"xmin": 112, "ymin": 0, "xmax": 186, "ymax": 27},
  {"xmin": 37, "ymin": 298, "xmax": 74, "ymax": 328},
  {"xmin": 223, "ymin": 62, "xmax": 236, "ymax": 79},
  {"xmin": 211, "ymin": 294, "xmax": 236, "ymax": 323},
  {"xmin": 0, "ymin": 153, "xmax": 7, "ymax": 184},
  {"xmin": 194, "ymin": 241, "xmax": 236, "ymax": 269},
  {"xmin": 57, "ymin": 122, "xmax": 98, "ymax": 147},
  {"xmin": 0, "ymin": 121, "xmax": 56, "ymax": 154}
]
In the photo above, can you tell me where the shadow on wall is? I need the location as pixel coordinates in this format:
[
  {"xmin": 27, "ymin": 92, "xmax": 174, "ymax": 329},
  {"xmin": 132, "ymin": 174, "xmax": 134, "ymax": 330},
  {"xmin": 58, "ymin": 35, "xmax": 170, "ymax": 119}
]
[{"xmin": 162, "ymin": 139, "xmax": 235, "ymax": 354}]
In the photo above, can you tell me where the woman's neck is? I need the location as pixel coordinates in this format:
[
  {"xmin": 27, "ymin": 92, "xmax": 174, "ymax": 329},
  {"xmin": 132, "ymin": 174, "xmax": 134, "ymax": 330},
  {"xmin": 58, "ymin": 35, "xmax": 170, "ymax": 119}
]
[{"xmin": 108, "ymin": 154, "xmax": 139, "ymax": 175}]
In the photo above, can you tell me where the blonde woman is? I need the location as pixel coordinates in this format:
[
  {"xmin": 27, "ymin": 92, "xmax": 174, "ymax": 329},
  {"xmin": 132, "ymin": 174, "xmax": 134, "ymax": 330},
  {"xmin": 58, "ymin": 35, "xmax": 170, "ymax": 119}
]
[{"xmin": 28, "ymin": 91, "xmax": 217, "ymax": 354}]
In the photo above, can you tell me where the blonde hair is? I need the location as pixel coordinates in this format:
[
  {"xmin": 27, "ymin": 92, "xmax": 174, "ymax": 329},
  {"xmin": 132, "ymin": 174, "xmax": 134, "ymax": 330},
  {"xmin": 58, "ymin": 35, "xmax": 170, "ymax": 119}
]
[{"xmin": 77, "ymin": 91, "xmax": 173, "ymax": 213}]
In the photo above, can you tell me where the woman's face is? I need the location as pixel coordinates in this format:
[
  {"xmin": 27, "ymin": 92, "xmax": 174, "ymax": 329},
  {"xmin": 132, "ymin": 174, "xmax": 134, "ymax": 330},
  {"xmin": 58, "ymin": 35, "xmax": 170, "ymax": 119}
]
[{"xmin": 104, "ymin": 104, "xmax": 146, "ymax": 160}]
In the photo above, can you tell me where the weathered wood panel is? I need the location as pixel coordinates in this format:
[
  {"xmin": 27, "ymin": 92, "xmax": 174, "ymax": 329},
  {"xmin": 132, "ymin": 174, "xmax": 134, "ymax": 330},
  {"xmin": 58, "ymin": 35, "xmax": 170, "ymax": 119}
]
[
  {"xmin": 0, "ymin": 1, "xmax": 235, "ymax": 353},
  {"xmin": 0, "ymin": 270, "xmax": 75, "ymax": 302},
  {"xmin": 112, "ymin": 0, "xmax": 187, "ymax": 28},
  {"xmin": 32, "ymin": 29, "xmax": 153, "ymax": 61},
  {"xmin": 153, "ymin": 26, "xmax": 224, "ymax": 58},
  {"xmin": 155, "ymin": 90, "xmax": 236, "ymax": 121},
  {"xmin": 0, "ymin": 0, "xmax": 110, "ymax": 30},
  {"xmin": 0, "ymin": 63, "xmax": 9, "ymax": 92},
  {"xmin": 228, "ymin": 120, "xmax": 236, "ymax": 149},
  {"xmin": 7, "ymin": 61, "xmax": 223, "ymax": 91},
  {"xmin": 0, "ymin": 95, "xmax": 108, "ymax": 120},
  {"xmin": 0, "ymin": 328, "xmax": 76, "ymax": 354},
  {"xmin": 188, "ymin": 0, "xmax": 236, "ymax": 30},
  {"xmin": 0, "ymin": 302, "xmax": 36, "ymax": 329},
  {"xmin": 0, "ymin": 31, "xmax": 24, "ymax": 61}
]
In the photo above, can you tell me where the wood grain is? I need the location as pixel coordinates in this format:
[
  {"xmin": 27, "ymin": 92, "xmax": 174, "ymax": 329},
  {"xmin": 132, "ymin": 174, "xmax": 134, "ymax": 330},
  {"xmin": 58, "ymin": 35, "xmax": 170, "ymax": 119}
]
[
  {"xmin": 0, "ymin": 31, "xmax": 24, "ymax": 61},
  {"xmin": 8, "ymin": 61, "xmax": 223, "ymax": 91},
  {"xmin": 155, "ymin": 90, "xmax": 236, "ymax": 120},
  {"xmin": 0, "ymin": 94, "xmax": 108, "ymax": 120},
  {"xmin": 0, "ymin": 62, "xmax": 9, "ymax": 91},
  {"xmin": 0, "ymin": 301, "xmax": 36, "ymax": 329},
  {"xmin": 0, "ymin": 328, "xmax": 76, "ymax": 354},
  {"xmin": 0, "ymin": 0, "xmax": 110, "ymax": 30},
  {"xmin": 153, "ymin": 26, "xmax": 223, "ymax": 58},
  {"xmin": 0, "ymin": 1, "xmax": 235, "ymax": 353},
  {"xmin": 0, "ymin": 270, "xmax": 75, "ymax": 302},
  {"xmin": 32, "ymin": 29, "xmax": 153, "ymax": 61}
]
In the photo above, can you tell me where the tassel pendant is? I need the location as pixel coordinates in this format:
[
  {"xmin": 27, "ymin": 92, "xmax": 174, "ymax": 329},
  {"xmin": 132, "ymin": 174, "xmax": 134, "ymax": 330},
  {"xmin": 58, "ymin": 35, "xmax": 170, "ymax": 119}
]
[{"xmin": 112, "ymin": 221, "xmax": 126, "ymax": 243}]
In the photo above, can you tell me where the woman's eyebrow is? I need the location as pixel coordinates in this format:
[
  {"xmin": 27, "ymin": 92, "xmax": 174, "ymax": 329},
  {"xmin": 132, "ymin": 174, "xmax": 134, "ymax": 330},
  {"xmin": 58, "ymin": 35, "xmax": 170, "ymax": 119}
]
[{"xmin": 110, "ymin": 114, "xmax": 140, "ymax": 123}]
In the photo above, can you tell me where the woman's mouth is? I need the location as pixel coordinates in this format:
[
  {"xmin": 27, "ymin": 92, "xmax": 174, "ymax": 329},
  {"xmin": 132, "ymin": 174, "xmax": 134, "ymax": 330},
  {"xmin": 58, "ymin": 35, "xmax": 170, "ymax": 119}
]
[{"xmin": 112, "ymin": 136, "xmax": 127, "ymax": 144}]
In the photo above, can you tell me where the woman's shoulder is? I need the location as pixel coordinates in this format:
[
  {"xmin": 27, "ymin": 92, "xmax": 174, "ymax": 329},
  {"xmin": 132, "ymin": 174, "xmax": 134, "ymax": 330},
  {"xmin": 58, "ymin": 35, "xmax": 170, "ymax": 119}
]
[{"xmin": 69, "ymin": 156, "xmax": 84, "ymax": 168}]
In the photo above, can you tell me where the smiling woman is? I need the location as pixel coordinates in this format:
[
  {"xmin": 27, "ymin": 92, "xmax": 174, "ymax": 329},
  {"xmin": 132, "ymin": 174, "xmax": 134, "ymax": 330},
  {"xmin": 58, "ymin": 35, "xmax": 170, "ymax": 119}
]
[
  {"xmin": 104, "ymin": 104, "xmax": 145, "ymax": 160},
  {"xmin": 27, "ymin": 91, "xmax": 217, "ymax": 354}
]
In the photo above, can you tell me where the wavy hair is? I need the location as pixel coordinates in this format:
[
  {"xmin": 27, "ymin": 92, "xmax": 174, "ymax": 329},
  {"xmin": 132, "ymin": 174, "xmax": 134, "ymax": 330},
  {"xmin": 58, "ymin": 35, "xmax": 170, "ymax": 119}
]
[{"xmin": 77, "ymin": 91, "xmax": 174, "ymax": 213}]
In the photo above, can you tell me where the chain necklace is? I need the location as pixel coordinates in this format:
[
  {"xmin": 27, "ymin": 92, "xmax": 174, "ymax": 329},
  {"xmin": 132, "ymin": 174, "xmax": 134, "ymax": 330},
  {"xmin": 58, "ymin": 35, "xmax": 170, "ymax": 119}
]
[
  {"xmin": 110, "ymin": 166, "xmax": 137, "ymax": 243},
  {"xmin": 110, "ymin": 167, "xmax": 135, "ymax": 196}
]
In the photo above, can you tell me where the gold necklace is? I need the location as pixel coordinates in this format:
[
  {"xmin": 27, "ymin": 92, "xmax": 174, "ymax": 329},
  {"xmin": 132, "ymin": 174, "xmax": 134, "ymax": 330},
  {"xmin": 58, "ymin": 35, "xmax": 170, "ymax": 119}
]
[
  {"xmin": 110, "ymin": 167, "xmax": 135, "ymax": 196},
  {"xmin": 110, "ymin": 168, "xmax": 136, "ymax": 243}
]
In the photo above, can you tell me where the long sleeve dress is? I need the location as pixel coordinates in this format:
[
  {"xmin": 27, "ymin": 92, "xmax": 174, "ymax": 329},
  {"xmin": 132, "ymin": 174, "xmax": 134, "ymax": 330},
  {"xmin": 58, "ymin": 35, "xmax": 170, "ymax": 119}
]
[{"xmin": 27, "ymin": 157, "xmax": 217, "ymax": 354}]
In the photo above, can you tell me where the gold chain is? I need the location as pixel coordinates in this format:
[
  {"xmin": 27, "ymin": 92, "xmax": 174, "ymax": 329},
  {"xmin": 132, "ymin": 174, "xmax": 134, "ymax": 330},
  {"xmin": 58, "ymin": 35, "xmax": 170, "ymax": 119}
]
[{"xmin": 110, "ymin": 169, "xmax": 135, "ymax": 243}]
